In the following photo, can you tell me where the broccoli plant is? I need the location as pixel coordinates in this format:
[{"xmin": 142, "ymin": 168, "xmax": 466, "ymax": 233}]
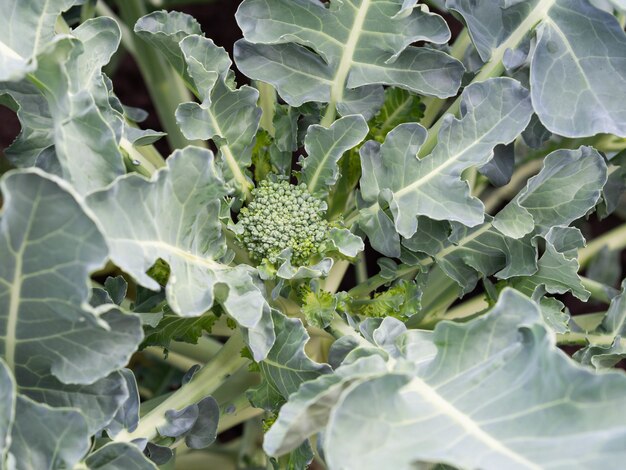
[{"xmin": 2, "ymin": 0, "xmax": 626, "ymax": 468}]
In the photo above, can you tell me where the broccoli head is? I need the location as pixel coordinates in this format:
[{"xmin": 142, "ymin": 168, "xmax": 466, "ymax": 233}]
[{"xmin": 238, "ymin": 180, "xmax": 328, "ymax": 266}]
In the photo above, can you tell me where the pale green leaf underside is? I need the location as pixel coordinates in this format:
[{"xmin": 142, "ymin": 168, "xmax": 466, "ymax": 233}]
[
  {"xmin": 234, "ymin": 0, "xmax": 464, "ymax": 110},
  {"xmin": 86, "ymin": 147, "xmax": 274, "ymax": 360},
  {"xmin": 15, "ymin": 18, "xmax": 125, "ymax": 195}
]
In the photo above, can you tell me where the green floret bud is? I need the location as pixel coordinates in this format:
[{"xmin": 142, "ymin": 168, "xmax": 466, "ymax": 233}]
[{"xmin": 238, "ymin": 180, "xmax": 329, "ymax": 266}]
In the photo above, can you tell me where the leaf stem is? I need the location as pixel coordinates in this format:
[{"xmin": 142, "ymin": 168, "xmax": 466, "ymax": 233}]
[
  {"xmin": 580, "ymin": 276, "xmax": 619, "ymax": 304},
  {"xmin": 556, "ymin": 331, "xmax": 618, "ymax": 347},
  {"xmin": 355, "ymin": 252, "xmax": 368, "ymax": 284},
  {"xmin": 327, "ymin": 314, "xmax": 369, "ymax": 348},
  {"xmin": 112, "ymin": 0, "xmax": 196, "ymax": 151},
  {"xmin": 256, "ymin": 81, "xmax": 276, "ymax": 136},
  {"xmin": 324, "ymin": 259, "xmax": 351, "ymax": 294},
  {"xmin": 578, "ymin": 223, "xmax": 626, "ymax": 269},
  {"xmin": 113, "ymin": 331, "xmax": 248, "ymax": 443},
  {"xmin": 420, "ymin": 28, "xmax": 471, "ymax": 128},
  {"xmin": 320, "ymin": 103, "xmax": 337, "ymax": 128},
  {"xmin": 120, "ymin": 137, "xmax": 164, "ymax": 176}
]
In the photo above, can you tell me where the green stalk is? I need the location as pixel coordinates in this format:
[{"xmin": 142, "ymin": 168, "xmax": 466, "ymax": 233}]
[
  {"xmin": 355, "ymin": 252, "xmax": 368, "ymax": 285},
  {"xmin": 420, "ymin": 28, "xmax": 471, "ymax": 128},
  {"xmin": 557, "ymin": 331, "xmax": 619, "ymax": 347},
  {"xmin": 120, "ymin": 137, "xmax": 163, "ymax": 176},
  {"xmin": 327, "ymin": 314, "xmax": 370, "ymax": 347},
  {"xmin": 114, "ymin": 332, "xmax": 249, "ymax": 443},
  {"xmin": 580, "ymin": 276, "xmax": 619, "ymax": 304},
  {"xmin": 112, "ymin": 0, "xmax": 196, "ymax": 151},
  {"xmin": 256, "ymin": 81, "xmax": 276, "ymax": 136},
  {"xmin": 578, "ymin": 223, "xmax": 626, "ymax": 269},
  {"xmin": 320, "ymin": 103, "xmax": 337, "ymax": 128}
]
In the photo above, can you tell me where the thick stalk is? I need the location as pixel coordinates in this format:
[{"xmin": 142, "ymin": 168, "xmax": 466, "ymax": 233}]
[
  {"xmin": 327, "ymin": 314, "xmax": 370, "ymax": 348},
  {"xmin": 355, "ymin": 252, "xmax": 368, "ymax": 285},
  {"xmin": 120, "ymin": 137, "xmax": 164, "ymax": 176},
  {"xmin": 256, "ymin": 81, "xmax": 276, "ymax": 136},
  {"xmin": 217, "ymin": 397, "xmax": 263, "ymax": 434},
  {"xmin": 114, "ymin": 332, "xmax": 248, "ymax": 443},
  {"xmin": 113, "ymin": 0, "xmax": 196, "ymax": 151},
  {"xmin": 482, "ymin": 159, "xmax": 543, "ymax": 213}
]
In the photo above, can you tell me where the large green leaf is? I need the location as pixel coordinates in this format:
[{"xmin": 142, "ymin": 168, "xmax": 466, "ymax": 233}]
[
  {"xmin": 494, "ymin": 146, "xmax": 608, "ymax": 239},
  {"xmin": 87, "ymin": 147, "xmax": 274, "ymax": 360},
  {"xmin": 267, "ymin": 289, "xmax": 626, "ymax": 469},
  {"xmin": 449, "ymin": 0, "xmax": 626, "ymax": 137},
  {"xmin": 0, "ymin": 0, "xmax": 82, "ymax": 81},
  {"xmin": 358, "ymin": 78, "xmax": 533, "ymax": 257},
  {"xmin": 0, "ymin": 169, "xmax": 143, "ymax": 434},
  {"xmin": 234, "ymin": 0, "xmax": 464, "ymax": 114}
]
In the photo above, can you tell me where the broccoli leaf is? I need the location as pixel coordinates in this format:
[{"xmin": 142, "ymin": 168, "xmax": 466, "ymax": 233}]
[
  {"xmin": 87, "ymin": 147, "xmax": 274, "ymax": 360},
  {"xmin": 300, "ymin": 115, "xmax": 369, "ymax": 198},
  {"xmin": 0, "ymin": 0, "xmax": 83, "ymax": 81},
  {"xmin": 267, "ymin": 290, "xmax": 626, "ymax": 469},
  {"xmin": 358, "ymin": 78, "xmax": 533, "ymax": 257},
  {"xmin": 234, "ymin": 0, "xmax": 464, "ymax": 113},
  {"xmin": 450, "ymin": 0, "xmax": 626, "ymax": 137}
]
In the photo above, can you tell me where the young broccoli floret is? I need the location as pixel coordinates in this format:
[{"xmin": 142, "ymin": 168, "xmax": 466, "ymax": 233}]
[{"xmin": 238, "ymin": 180, "xmax": 328, "ymax": 266}]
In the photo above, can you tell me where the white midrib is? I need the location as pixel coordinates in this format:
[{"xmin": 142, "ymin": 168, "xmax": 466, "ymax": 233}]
[
  {"xmin": 474, "ymin": 0, "xmax": 556, "ymax": 84},
  {"xmin": 5, "ymin": 252, "xmax": 22, "ymax": 373},
  {"xmin": 329, "ymin": 0, "xmax": 371, "ymax": 105},
  {"xmin": 5, "ymin": 197, "xmax": 39, "ymax": 373},
  {"xmin": 306, "ymin": 126, "xmax": 353, "ymax": 194},
  {"xmin": 0, "ymin": 41, "xmax": 24, "ymax": 61},
  {"xmin": 119, "ymin": 239, "xmax": 225, "ymax": 270},
  {"xmin": 403, "ymin": 376, "xmax": 542, "ymax": 469},
  {"xmin": 32, "ymin": 0, "xmax": 51, "ymax": 57},
  {"xmin": 207, "ymin": 110, "xmax": 251, "ymax": 199},
  {"xmin": 434, "ymin": 222, "xmax": 492, "ymax": 260},
  {"xmin": 363, "ymin": 112, "xmax": 513, "ymax": 219}
]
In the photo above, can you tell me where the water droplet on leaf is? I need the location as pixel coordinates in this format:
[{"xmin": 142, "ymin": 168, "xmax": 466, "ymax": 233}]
[{"xmin": 546, "ymin": 41, "xmax": 558, "ymax": 53}]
